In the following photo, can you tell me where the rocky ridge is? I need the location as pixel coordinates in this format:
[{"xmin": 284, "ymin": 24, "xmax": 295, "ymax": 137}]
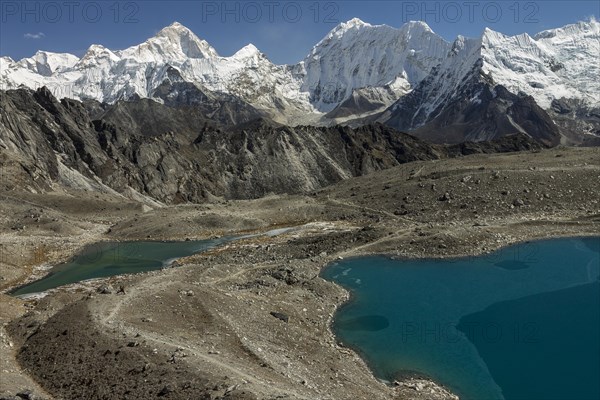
[{"xmin": 0, "ymin": 87, "xmax": 543, "ymax": 205}]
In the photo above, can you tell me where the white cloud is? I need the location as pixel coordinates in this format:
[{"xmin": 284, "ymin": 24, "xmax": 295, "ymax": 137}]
[{"xmin": 24, "ymin": 32, "xmax": 45, "ymax": 40}]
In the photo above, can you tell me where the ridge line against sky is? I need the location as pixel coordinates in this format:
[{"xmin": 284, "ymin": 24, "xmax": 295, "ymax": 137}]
[{"xmin": 1, "ymin": 0, "xmax": 598, "ymax": 64}]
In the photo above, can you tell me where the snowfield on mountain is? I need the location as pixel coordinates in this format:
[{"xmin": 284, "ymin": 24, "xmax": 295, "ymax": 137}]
[{"xmin": 1, "ymin": 18, "xmax": 598, "ymax": 141}]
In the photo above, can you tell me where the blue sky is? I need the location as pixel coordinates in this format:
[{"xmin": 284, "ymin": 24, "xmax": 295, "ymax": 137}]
[{"xmin": 1, "ymin": 1, "xmax": 598, "ymax": 64}]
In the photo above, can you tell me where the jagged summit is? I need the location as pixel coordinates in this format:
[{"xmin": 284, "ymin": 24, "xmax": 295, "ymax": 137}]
[
  {"xmin": 80, "ymin": 44, "xmax": 118, "ymax": 59},
  {"xmin": 329, "ymin": 17, "xmax": 371, "ymax": 34},
  {"xmin": 481, "ymin": 28, "xmax": 539, "ymax": 50},
  {"xmin": 75, "ymin": 45, "xmax": 120, "ymax": 71},
  {"xmin": 154, "ymin": 21, "xmax": 210, "ymax": 46},
  {"xmin": 158, "ymin": 21, "xmax": 189, "ymax": 33},
  {"xmin": 232, "ymin": 43, "xmax": 262, "ymax": 59},
  {"xmin": 481, "ymin": 26, "xmax": 503, "ymax": 40},
  {"xmin": 534, "ymin": 17, "xmax": 599, "ymax": 39},
  {"xmin": 379, "ymin": 16, "xmax": 600, "ymax": 145},
  {"xmin": 122, "ymin": 21, "xmax": 219, "ymax": 61},
  {"xmin": 345, "ymin": 17, "xmax": 368, "ymax": 26},
  {"xmin": 318, "ymin": 18, "xmax": 435, "ymax": 45},
  {"xmin": 309, "ymin": 17, "xmax": 377, "ymax": 51},
  {"xmin": 401, "ymin": 20, "xmax": 435, "ymax": 33},
  {"xmin": 1, "ymin": 18, "xmax": 598, "ymax": 135},
  {"xmin": 301, "ymin": 18, "xmax": 449, "ymax": 110},
  {"xmin": 12, "ymin": 50, "xmax": 79, "ymax": 76},
  {"xmin": 326, "ymin": 18, "xmax": 435, "ymax": 38}
]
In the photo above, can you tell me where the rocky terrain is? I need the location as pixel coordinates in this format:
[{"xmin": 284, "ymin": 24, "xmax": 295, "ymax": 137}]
[
  {"xmin": 1, "ymin": 87, "xmax": 545, "ymax": 205},
  {"xmin": 1, "ymin": 146, "xmax": 598, "ymax": 400}
]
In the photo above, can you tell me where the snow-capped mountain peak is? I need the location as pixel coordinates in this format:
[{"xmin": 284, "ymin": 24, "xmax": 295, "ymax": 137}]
[
  {"xmin": 301, "ymin": 18, "xmax": 449, "ymax": 110},
  {"xmin": 481, "ymin": 27, "xmax": 539, "ymax": 51},
  {"xmin": 481, "ymin": 27, "xmax": 504, "ymax": 43},
  {"xmin": 120, "ymin": 21, "xmax": 219, "ymax": 62},
  {"xmin": 231, "ymin": 43, "xmax": 263, "ymax": 59},
  {"xmin": 400, "ymin": 20, "xmax": 434, "ymax": 34},
  {"xmin": 1, "ymin": 19, "xmax": 598, "ymax": 130},
  {"xmin": 380, "ymin": 17, "xmax": 599, "ymax": 145},
  {"xmin": 534, "ymin": 17, "xmax": 599, "ymax": 40},
  {"xmin": 155, "ymin": 21, "xmax": 219, "ymax": 59},
  {"xmin": 332, "ymin": 17, "xmax": 371, "ymax": 34},
  {"xmin": 77, "ymin": 45, "xmax": 119, "ymax": 66},
  {"xmin": 309, "ymin": 17, "xmax": 375, "ymax": 52},
  {"xmin": 15, "ymin": 50, "xmax": 79, "ymax": 76},
  {"xmin": 479, "ymin": 20, "xmax": 600, "ymax": 108},
  {"xmin": 158, "ymin": 21, "xmax": 191, "ymax": 34},
  {"xmin": 155, "ymin": 21, "xmax": 209, "ymax": 47}
]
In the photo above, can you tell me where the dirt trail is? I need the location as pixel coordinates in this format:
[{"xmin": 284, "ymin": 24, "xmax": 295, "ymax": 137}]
[{"xmin": 1, "ymin": 147, "xmax": 599, "ymax": 400}]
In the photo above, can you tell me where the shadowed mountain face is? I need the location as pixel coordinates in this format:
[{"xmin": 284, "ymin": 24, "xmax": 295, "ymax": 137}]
[
  {"xmin": 547, "ymin": 98, "xmax": 600, "ymax": 146},
  {"xmin": 149, "ymin": 65, "xmax": 265, "ymax": 126},
  {"xmin": 0, "ymin": 88, "xmax": 543, "ymax": 204},
  {"xmin": 380, "ymin": 67, "xmax": 562, "ymax": 146}
]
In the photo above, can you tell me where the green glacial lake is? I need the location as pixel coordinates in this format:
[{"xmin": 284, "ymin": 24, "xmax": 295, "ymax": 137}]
[
  {"xmin": 11, "ymin": 227, "xmax": 295, "ymax": 297},
  {"xmin": 321, "ymin": 237, "xmax": 600, "ymax": 400},
  {"xmin": 11, "ymin": 237, "xmax": 232, "ymax": 296}
]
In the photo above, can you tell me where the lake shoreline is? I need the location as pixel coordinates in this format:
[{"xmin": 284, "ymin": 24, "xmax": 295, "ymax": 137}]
[
  {"xmin": 6, "ymin": 217, "xmax": 594, "ymax": 298},
  {"xmin": 4, "ymin": 225, "xmax": 303, "ymax": 297},
  {"xmin": 2, "ymin": 148, "xmax": 599, "ymax": 399},
  {"xmin": 324, "ymin": 235, "xmax": 599, "ymax": 400},
  {"xmin": 4, "ymin": 220, "xmax": 598, "ymax": 399}
]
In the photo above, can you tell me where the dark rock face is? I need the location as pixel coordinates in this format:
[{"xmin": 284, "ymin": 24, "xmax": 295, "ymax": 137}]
[
  {"xmin": 547, "ymin": 98, "xmax": 600, "ymax": 146},
  {"xmin": 382, "ymin": 68, "xmax": 562, "ymax": 147},
  {"xmin": 0, "ymin": 87, "xmax": 543, "ymax": 204},
  {"xmin": 325, "ymin": 86, "xmax": 398, "ymax": 120},
  {"xmin": 445, "ymin": 133, "xmax": 544, "ymax": 156},
  {"xmin": 270, "ymin": 312, "xmax": 289, "ymax": 323},
  {"xmin": 151, "ymin": 66, "xmax": 264, "ymax": 126},
  {"xmin": 0, "ymin": 88, "xmax": 437, "ymax": 203}
]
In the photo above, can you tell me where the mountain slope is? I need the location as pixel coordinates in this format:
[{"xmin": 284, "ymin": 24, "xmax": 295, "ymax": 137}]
[
  {"xmin": 1, "ymin": 22, "xmax": 310, "ymax": 123},
  {"xmin": 0, "ymin": 19, "xmax": 451, "ymax": 123},
  {"xmin": 1, "ymin": 19, "xmax": 598, "ymax": 142},
  {"xmin": 484, "ymin": 20, "xmax": 600, "ymax": 108},
  {"xmin": 0, "ymin": 88, "xmax": 543, "ymax": 204},
  {"xmin": 378, "ymin": 20, "xmax": 600, "ymax": 144},
  {"xmin": 0, "ymin": 88, "xmax": 438, "ymax": 202},
  {"xmin": 297, "ymin": 18, "xmax": 449, "ymax": 112}
]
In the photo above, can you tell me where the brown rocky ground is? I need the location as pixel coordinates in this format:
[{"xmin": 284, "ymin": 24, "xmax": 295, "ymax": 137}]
[{"xmin": 1, "ymin": 147, "xmax": 598, "ymax": 400}]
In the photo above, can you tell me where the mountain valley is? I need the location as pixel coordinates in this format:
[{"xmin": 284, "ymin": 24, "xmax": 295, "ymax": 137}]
[{"xmin": 1, "ymin": 16, "xmax": 599, "ymax": 400}]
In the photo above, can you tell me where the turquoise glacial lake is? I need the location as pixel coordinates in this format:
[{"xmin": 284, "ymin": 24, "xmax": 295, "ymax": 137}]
[
  {"xmin": 11, "ymin": 237, "xmax": 232, "ymax": 296},
  {"xmin": 321, "ymin": 237, "xmax": 600, "ymax": 400}
]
